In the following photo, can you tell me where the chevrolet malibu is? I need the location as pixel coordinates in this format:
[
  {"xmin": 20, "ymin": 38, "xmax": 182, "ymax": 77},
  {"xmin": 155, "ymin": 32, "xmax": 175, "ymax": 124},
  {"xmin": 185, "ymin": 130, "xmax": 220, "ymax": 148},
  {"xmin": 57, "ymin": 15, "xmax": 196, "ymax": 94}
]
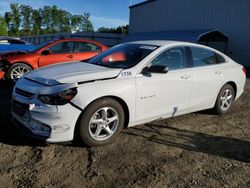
[{"xmin": 12, "ymin": 41, "xmax": 246, "ymax": 146}]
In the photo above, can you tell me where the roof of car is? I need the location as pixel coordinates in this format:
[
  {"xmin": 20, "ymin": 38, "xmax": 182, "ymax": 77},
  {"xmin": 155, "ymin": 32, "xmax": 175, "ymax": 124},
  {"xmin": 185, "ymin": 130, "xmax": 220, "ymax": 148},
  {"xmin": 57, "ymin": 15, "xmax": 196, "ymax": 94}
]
[
  {"xmin": 127, "ymin": 40, "xmax": 226, "ymax": 56},
  {"xmin": 0, "ymin": 36, "xmax": 19, "ymax": 40},
  {"xmin": 127, "ymin": 40, "xmax": 189, "ymax": 47},
  {"xmin": 0, "ymin": 36, "xmax": 25, "ymax": 42},
  {"xmin": 49, "ymin": 38, "xmax": 106, "ymax": 46}
]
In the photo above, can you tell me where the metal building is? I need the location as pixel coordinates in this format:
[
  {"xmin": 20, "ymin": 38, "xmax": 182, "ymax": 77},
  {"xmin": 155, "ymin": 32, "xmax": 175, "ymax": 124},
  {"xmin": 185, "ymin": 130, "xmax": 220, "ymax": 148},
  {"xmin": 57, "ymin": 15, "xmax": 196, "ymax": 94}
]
[{"xmin": 129, "ymin": 0, "xmax": 250, "ymax": 67}]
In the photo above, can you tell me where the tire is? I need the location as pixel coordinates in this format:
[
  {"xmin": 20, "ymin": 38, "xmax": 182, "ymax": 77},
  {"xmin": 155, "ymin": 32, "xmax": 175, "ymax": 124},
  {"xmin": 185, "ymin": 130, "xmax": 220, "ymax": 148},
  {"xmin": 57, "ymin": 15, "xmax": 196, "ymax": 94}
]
[
  {"xmin": 79, "ymin": 97, "xmax": 125, "ymax": 147},
  {"xmin": 7, "ymin": 63, "xmax": 32, "ymax": 81},
  {"xmin": 213, "ymin": 84, "xmax": 235, "ymax": 115}
]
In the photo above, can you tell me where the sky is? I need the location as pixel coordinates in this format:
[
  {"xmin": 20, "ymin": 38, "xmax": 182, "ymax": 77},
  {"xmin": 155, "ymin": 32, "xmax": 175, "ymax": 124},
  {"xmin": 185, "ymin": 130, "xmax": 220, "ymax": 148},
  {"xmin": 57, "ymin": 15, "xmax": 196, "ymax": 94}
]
[{"xmin": 0, "ymin": 0, "xmax": 145, "ymax": 30}]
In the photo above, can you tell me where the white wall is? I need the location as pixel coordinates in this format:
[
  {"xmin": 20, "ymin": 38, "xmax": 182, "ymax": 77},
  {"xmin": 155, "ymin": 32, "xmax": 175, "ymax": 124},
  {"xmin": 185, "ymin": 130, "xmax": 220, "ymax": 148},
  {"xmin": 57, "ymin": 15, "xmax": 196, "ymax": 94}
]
[{"xmin": 130, "ymin": 0, "xmax": 250, "ymax": 66}]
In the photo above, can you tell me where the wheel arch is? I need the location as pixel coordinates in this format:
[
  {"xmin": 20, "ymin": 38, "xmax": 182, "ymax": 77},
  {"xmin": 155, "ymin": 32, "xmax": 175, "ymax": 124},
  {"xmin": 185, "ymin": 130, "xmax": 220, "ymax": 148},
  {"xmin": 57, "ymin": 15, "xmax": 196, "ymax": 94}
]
[
  {"xmin": 107, "ymin": 95, "xmax": 130, "ymax": 128},
  {"xmin": 226, "ymin": 81, "xmax": 237, "ymax": 99},
  {"xmin": 6, "ymin": 62, "xmax": 34, "ymax": 80},
  {"xmin": 9, "ymin": 61, "xmax": 35, "ymax": 69},
  {"xmin": 73, "ymin": 95, "xmax": 130, "ymax": 140},
  {"xmin": 212, "ymin": 81, "xmax": 238, "ymax": 108}
]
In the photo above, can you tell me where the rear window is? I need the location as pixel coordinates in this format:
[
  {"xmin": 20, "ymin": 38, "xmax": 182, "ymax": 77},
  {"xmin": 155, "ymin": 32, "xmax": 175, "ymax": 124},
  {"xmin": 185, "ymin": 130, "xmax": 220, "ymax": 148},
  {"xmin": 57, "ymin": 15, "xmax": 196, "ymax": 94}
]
[
  {"xmin": 191, "ymin": 47, "xmax": 226, "ymax": 67},
  {"xmin": 216, "ymin": 53, "xmax": 226, "ymax": 63},
  {"xmin": 75, "ymin": 42, "xmax": 101, "ymax": 52}
]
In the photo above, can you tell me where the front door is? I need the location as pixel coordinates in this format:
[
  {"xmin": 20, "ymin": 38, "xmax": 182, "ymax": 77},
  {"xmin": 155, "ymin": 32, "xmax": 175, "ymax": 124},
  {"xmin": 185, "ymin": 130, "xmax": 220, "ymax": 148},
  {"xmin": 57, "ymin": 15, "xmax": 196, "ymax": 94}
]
[
  {"xmin": 38, "ymin": 41, "xmax": 76, "ymax": 67},
  {"xmin": 136, "ymin": 47, "xmax": 193, "ymax": 122}
]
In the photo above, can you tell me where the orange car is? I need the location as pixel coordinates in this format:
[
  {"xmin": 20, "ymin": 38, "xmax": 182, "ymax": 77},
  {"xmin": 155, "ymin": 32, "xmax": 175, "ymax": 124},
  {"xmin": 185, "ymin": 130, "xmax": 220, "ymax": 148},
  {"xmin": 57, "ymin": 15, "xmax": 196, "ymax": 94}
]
[{"xmin": 0, "ymin": 38, "xmax": 108, "ymax": 81}]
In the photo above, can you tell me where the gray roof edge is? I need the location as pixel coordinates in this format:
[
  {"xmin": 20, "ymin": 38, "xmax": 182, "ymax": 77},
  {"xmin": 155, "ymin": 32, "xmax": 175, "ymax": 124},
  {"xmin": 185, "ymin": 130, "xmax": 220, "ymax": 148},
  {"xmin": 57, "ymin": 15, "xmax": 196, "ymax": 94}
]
[
  {"xmin": 129, "ymin": 0, "xmax": 156, "ymax": 9},
  {"xmin": 124, "ymin": 29, "xmax": 229, "ymax": 42}
]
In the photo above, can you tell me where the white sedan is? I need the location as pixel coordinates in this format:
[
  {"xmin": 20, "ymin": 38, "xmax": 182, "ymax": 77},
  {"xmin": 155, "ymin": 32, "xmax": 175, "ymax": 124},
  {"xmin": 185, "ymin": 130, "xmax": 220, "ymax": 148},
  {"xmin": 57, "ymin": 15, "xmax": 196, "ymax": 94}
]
[{"xmin": 12, "ymin": 41, "xmax": 246, "ymax": 146}]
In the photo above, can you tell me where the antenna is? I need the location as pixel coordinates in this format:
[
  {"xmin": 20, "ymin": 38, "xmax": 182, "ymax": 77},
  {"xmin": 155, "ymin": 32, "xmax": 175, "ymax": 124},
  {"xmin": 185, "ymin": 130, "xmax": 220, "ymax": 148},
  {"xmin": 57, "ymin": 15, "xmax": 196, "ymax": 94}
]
[{"xmin": 130, "ymin": 0, "xmax": 132, "ymax": 6}]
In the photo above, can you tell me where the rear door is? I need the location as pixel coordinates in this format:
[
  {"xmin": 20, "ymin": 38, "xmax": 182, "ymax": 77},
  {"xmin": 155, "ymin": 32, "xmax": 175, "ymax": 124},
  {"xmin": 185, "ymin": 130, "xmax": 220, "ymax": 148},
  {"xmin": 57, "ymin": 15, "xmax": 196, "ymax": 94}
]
[
  {"xmin": 38, "ymin": 41, "xmax": 75, "ymax": 67},
  {"xmin": 189, "ymin": 46, "xmax": 226, "ymax": 110},
  {"xmin": 73, "ymin": 41, "xmax": 101, "ymax": 61}
]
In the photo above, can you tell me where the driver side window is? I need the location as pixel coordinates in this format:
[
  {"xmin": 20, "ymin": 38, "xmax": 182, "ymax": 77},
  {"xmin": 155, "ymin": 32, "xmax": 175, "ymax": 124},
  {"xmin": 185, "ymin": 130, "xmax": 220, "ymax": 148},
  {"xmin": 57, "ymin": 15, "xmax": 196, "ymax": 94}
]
[
  {"xmin": 151, "ymin": 47, "xmax": 188, "ymax": 70},
  {"xmin": 48, "ymin": 42, "xmax": 75, "ymax": 54}
]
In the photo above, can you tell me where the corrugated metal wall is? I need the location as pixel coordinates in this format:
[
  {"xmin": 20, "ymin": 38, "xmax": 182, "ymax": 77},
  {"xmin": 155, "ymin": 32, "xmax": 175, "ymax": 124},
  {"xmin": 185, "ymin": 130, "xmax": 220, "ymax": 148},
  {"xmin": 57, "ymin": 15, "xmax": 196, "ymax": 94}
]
[
  {"xmin": 129, "ymin": 0, "xmax": 250, "ymax": 66},
  {"xmin": 21, "ymin": 32, "xmax": 125, "ymax": 47}
]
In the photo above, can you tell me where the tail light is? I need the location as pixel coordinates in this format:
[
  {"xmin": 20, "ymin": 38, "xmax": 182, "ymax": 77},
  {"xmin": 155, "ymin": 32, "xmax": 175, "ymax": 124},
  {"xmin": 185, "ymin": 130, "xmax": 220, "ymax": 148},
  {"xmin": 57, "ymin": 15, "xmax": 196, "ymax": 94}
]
[{"xmin": 242, "ymin": 67, "xmax": 247, "ymax": 75}]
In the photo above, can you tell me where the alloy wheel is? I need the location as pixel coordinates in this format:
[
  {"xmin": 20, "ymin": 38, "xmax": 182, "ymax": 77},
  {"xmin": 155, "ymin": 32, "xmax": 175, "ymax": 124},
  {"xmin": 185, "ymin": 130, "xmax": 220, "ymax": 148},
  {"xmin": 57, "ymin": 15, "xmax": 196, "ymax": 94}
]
[
  {"xmin": 88, "ymin": 107, "xmax": 119, "ymax": 141},
  {"xmin": 220, "ymin": 89, "xmax": 233, "ymax": 111},
  {"xmin": 10, "ymin": 66, "xmax": 30, "ymax": 80}
]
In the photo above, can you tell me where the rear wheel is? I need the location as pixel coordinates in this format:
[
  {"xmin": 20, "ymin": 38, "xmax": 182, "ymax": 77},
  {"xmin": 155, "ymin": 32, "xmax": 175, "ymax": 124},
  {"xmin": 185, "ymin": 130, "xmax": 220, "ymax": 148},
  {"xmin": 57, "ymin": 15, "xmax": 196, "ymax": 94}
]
[
  {"xmin": 79, "ymin": 98, "xmax": 125, "ymax": 147},
  {"xmin": 7, "ymin": 63, "xmax": 32, "ymax": 81},
  {"xmin": 214, "ymin": 84, "xmax": 235, "ymax": 115}
]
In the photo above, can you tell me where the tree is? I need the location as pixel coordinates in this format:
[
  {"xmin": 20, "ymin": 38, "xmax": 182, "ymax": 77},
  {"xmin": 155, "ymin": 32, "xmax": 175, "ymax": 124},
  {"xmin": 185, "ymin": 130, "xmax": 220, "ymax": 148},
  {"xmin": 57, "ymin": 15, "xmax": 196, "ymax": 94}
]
[
  {"xmin": 82, "ymin": 13, "xmax": 94, "ymax": 32},
  {"xmin": 9, "ymin": 3, "xmax": 21, "ymax": 36},
  {"xmin": 58, "ymin": 10, "xmax": 71, "ymax": 32},
  {"xmin": 116, "ymin": 25, "xmax": 129, "ymax": 34},
  {"xmin": 97, "ymin": 25, "xmax": 129, "ymax": 34},
  {"xmin": 4, "ymin": 12, "xmax": 11, "ymax": 32},
  {"xmin": 41, "ymin": 6, "xmax": 52, "ymax": 34},
  {"xmin": 2, "ymin": 4, "xmax": 95, "ymax": 36},
  {"xmin": 31, "ymin": 9, "xmax": 42, "ymax": 35},
  {"xmin": 49, "ymin": 6, "xmax": 71, "ymax": 33},
  {"xmin": 70, "ymin": 15, "xmax": 83, "ymax": 33},
  {"xmin": 20, "ymin": 5, "xmax": 32, "ymax": 35},
  {"xmin": 0, "ymin": 16, "xmax": 8, "ymax": 35},
  {"xmin": 97, "ymin": 27, "xmax": 108, "ymax": 33}
]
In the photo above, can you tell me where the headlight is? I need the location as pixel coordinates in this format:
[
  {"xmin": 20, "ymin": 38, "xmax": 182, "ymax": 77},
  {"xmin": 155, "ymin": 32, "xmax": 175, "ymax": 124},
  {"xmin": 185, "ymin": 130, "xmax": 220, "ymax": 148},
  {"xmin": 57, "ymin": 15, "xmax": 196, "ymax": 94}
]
[{"xmin": 38, "ymin": 88, "xmax": 77, "ymax": 105}]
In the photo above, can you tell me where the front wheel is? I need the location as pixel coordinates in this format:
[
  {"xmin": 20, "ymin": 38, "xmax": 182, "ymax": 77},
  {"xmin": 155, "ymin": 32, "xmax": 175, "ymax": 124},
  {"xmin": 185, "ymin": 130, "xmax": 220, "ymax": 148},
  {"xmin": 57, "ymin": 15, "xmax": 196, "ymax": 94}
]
[
  {"xmin": 79, "ymin": 98, "xmax": 125, "ymax": 147},
  {"xmin": 7, "ymin": 63, "xmax": 32, "ymax": 81},
  {"xmin": 214, "ymin": 84, "xmax": 235, "ymax": 115}
]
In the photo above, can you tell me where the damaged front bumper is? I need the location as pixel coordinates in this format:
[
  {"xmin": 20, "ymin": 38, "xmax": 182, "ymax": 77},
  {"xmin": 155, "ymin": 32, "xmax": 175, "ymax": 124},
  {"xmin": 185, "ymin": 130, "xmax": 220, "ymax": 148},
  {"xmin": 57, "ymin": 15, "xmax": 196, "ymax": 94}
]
[
  {"xmin": 0, "ymin": 70, "xmax": 4, "ymax": 79},
  {"xmin": 11, "ymin": 96, "xmax": 82, "ymax": 143},
  {"xmin": 0, "ymin": 59, "xmax": 9, "ymax": 79}
]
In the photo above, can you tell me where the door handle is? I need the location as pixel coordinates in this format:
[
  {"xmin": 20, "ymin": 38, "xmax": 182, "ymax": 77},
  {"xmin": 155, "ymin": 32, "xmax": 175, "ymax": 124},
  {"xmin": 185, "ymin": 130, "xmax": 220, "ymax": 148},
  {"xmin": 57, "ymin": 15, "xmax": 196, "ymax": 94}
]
[
  {"xmin": 67, "ymin": 55, "xmax": 73, "ymax": 58},
  {"xmin": 215, "ymin": 71, "xmax": 222, "ymax": 75},
  {"xmin": 180, "ymin": 75, "xmax": 191, "ymax": 79}
]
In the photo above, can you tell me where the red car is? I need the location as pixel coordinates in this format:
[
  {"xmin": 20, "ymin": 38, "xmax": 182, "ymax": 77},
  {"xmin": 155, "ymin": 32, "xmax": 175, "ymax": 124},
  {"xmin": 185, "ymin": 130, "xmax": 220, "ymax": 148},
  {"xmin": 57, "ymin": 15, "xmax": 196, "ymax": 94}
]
[{"xmin": 0, "ymin": 38, "xmax": 108, "ymax": 81}]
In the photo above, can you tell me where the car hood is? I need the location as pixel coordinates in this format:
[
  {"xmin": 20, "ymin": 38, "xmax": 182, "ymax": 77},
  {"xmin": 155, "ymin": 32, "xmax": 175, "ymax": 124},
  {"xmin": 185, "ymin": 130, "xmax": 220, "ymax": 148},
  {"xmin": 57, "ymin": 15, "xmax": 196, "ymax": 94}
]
[
  {"xmin": 24, "ymin": 61, "xmax": 122, "ymax": 85},
  {"xmin": 0, "ymin": 50, "xmax": 28, "ymax": 58}
]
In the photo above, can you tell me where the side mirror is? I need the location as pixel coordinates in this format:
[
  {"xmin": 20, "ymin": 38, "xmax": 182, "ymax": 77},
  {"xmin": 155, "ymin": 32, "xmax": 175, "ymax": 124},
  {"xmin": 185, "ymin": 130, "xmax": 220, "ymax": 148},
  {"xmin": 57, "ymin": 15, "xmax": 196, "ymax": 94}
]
[
  {"xmin": 41, "ymin": 49, "xmax": 52, "ymax": 55},
  {"xmin": 142, "ymin": 65, "xmax": 169, "ymax": 74}
]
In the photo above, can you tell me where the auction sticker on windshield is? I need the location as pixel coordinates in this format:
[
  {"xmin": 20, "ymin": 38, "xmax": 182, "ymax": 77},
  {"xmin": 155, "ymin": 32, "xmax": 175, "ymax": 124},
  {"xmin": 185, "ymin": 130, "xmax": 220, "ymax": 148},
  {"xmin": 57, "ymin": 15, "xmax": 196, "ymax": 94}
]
[{"xmin": 139, "ymin": 45, "xmax": 158, "ymax": 50}]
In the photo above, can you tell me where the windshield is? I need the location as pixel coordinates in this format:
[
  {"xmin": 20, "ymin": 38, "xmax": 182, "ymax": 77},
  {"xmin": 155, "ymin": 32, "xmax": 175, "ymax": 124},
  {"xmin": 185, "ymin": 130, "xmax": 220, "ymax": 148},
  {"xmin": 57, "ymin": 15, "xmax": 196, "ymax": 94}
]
[{"xmin": 88, "ymin": 43, "xmax": 158, "ymax": 69}]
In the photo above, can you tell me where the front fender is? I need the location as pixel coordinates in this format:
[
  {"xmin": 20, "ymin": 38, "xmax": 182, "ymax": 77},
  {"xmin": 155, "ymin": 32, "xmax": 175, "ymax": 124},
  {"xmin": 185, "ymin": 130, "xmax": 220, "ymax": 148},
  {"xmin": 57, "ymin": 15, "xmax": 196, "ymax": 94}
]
[{"xmin": 71, "ymin": 78, "xmax": 136, "ymax": 125}]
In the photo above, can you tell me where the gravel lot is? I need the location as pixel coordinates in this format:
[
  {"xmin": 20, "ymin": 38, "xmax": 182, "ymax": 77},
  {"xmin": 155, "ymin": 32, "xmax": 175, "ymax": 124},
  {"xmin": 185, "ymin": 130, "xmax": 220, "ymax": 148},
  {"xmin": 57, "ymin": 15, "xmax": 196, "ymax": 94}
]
[{"xmin": 0, "ymin": 80, "xmax": 249, "ymax": 188}]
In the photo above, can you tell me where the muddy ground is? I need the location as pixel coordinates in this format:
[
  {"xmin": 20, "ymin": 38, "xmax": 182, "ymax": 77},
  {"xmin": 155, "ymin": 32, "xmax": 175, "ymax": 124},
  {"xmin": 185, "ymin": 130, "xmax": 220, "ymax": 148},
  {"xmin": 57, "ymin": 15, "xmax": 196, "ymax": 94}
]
[{"xmin": 0, "ymin": 80, "xmax": 249, "ymax": 188}]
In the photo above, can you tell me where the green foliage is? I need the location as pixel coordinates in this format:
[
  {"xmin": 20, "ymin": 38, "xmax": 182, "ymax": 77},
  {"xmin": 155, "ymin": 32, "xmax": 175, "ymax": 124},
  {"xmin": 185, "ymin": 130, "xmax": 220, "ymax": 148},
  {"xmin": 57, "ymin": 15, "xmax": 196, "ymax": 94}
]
[
  {"xmin": 31, "ymin": 9, "xmax": 42, "ymax": 35},
  {"xmin": 9, "ymin": 3, "xmax": 21, "ymax": 36},
  {"xmin": 70, "ymin": 15, "xmax": 83, "ymax": 32},
  {"xmin": 2, "ymin": 3, "xmax": 96, "ymax": 36},
  {"xmin": 4, "ymin": 12, "xmax": 11, "ymax": 32},
  {"xmin": 82, "ymin": 13, "xmax": 94, "ymax": 32},
  {"xmin": 20, "ymin": 5, "xmax": 32, "ymax": 35},
  {"xmin": 0, "ymin": 16, "xmax": 8, "ymax": 35},
  {"xmin": 98, "ymin": 25, "xmax": 129, "ymax": 34}
]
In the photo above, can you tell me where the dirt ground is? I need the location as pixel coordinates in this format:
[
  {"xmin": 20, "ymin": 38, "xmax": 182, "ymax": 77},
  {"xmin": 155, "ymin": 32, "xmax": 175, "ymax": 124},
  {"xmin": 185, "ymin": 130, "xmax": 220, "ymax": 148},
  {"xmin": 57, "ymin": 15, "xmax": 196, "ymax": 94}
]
[{"xmin": 0, "ymin": 80, "xmax": 249, "ymax": 188}]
